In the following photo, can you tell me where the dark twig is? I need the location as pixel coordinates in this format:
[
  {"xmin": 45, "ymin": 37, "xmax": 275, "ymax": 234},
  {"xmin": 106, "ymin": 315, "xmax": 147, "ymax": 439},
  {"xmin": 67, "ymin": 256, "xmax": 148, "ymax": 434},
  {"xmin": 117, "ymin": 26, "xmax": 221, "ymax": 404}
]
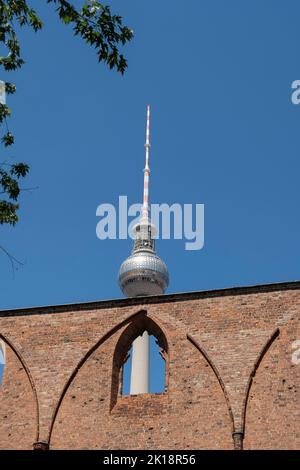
[{"xmin": 0, "ymin": 244, "xmax": 24, "ymax": 277}]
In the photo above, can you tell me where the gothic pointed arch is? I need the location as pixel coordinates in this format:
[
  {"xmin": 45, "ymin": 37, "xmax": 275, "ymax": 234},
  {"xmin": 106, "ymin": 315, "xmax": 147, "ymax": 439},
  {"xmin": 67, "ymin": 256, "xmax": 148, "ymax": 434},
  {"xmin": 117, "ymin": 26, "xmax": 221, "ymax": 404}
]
[
  {"xmin": 243, "ymin": 320, "xmax": 299, "ymax": 449},
  {"xmin": 49, "ymin": 309, "xmax": 149, "ymax": 447},
  {"xmin": 110, "ymin": 312, "xmax": 169, "ymax": 409},
  {"xmin": 187, "ymin": 334, "xmax": 235, "ymax": 438},
  {"xmin": 0, "ymin": 333, "xmax": 39, "ymax": 449},
  {"xmin": 242, "ymin": 328, "xmax": 280, "ymax": 435}
]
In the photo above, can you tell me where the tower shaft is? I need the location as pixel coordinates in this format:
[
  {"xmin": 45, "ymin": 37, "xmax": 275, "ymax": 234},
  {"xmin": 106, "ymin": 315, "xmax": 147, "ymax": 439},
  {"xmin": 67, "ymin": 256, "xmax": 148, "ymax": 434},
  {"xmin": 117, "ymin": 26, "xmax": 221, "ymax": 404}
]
[
  {"xmin": 118, "ymin": 105, "xmax": 169, "ymax": 394},
  {"xmin": 130, "ymin": 106, "xmax": 151, "ymax": 394},
  {"xmin": 130, "ymin": 331, "xmax": 150, "ymax": 394}
]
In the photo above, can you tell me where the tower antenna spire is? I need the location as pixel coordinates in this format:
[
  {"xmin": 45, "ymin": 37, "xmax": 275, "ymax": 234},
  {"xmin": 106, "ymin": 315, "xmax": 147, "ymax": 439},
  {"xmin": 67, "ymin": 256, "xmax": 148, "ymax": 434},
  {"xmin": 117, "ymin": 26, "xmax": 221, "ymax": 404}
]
[{"xmin": 141, "ymin": 104, "xmax": 151, "ymax": 221}]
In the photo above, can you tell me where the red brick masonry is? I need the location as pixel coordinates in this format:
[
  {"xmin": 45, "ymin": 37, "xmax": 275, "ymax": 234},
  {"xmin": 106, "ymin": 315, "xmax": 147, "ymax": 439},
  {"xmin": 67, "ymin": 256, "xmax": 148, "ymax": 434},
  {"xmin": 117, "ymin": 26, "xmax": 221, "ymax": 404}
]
[{"xmin": 0, "ymin": 281, "xmax": 299, "ymax": 450}]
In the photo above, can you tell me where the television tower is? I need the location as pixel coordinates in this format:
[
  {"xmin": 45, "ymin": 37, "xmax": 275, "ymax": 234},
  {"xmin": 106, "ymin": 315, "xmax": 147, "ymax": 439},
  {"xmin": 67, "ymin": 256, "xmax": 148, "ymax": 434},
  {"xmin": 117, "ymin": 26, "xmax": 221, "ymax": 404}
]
[{"xmin": 118, "ymin": 105, "xmax": 169, "ymax": 394}]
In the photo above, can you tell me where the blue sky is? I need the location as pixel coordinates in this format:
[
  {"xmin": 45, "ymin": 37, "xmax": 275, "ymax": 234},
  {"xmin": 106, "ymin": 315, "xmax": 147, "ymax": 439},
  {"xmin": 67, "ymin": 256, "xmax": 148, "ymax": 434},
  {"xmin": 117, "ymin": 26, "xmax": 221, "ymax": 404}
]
[{"xmin": 1, "ymin": 0, "xmax": 300, "ymax": 310}]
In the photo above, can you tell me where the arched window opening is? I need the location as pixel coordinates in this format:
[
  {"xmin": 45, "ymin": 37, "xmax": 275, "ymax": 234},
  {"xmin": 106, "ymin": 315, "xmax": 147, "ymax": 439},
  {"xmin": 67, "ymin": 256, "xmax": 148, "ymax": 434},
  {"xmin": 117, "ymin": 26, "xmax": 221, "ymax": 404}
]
[
  {"xmin": 111, "ymin": 314, "xmax": 168, "ymax": 410},
  {"xmin": 0, "ymin": 340, "xmax": 5, "ymax": 385},
  {"xmin": 122, "ymin": 335, "xmax": 166, "ymax": 395}
]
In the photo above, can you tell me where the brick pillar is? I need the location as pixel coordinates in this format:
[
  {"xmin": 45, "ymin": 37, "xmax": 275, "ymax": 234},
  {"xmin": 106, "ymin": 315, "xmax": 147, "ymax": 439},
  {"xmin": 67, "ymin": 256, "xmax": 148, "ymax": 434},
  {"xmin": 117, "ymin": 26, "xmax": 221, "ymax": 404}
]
[
  {"xmin": 232, "ymin": 432, "xmax": 244, "ymax": 450},
  {"xmin": 33, "ymin": 441, "xmax": 49, "ymax": 451}
]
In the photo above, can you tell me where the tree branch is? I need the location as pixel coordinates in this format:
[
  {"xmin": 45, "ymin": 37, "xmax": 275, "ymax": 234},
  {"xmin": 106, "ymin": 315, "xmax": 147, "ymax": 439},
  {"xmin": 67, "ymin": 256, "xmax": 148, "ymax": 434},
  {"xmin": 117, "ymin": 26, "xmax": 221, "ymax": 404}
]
[{"xmin": 0, "ymin": 244, "xmax": 24, "ymax": 276}]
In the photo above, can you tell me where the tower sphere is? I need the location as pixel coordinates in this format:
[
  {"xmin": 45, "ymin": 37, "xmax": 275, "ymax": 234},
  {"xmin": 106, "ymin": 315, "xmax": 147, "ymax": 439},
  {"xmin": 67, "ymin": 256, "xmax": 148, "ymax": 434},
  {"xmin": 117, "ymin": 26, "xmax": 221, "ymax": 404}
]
[{"xmin": 119, "ymin": 248, "xmax": 169, "ymax": 297}]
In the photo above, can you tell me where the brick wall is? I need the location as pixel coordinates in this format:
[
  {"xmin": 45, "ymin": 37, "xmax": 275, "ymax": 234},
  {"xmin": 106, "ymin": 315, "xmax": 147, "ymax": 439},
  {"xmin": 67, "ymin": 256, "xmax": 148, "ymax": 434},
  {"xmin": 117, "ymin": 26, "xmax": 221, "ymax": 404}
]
[{"xmin": 0, "ymin": 281, "xmax": 299, "ymax": 449}]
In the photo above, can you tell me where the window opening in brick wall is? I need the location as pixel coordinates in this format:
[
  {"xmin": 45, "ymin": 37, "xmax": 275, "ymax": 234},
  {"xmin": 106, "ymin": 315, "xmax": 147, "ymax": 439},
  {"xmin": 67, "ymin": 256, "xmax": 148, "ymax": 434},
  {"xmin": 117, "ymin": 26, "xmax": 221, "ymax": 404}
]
[
  {"xmin": 111, "ymin": 315, "xmax": 168, "ymax": 409},
  {"xmin": 122, "ymin": 334, "xmax": 166, "ymax": 395}
]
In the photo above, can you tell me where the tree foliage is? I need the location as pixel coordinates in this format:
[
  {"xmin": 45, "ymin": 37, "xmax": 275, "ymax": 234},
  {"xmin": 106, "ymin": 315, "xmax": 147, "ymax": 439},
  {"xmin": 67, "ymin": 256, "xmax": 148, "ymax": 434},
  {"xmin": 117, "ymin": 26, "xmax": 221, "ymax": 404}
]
[{"xmin": 0, "ymin": 0, "xmax": 133, "ymax": 226}]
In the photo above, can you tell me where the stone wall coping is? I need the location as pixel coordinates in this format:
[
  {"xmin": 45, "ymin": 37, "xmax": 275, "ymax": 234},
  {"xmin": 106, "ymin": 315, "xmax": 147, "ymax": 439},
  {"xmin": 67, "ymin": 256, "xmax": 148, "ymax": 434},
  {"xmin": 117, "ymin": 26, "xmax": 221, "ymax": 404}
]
[{"xmin": 1, "ymin": 279, "xmax": 300, "ymax": 318}]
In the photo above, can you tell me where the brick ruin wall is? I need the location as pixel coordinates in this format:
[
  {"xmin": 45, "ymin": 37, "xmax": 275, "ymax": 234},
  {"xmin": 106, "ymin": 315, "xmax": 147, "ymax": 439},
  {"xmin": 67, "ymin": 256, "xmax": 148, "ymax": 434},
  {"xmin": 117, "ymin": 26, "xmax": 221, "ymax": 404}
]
[{"xmin": 0, "ymin": 282, "xmax": 299, "ymax": 450}]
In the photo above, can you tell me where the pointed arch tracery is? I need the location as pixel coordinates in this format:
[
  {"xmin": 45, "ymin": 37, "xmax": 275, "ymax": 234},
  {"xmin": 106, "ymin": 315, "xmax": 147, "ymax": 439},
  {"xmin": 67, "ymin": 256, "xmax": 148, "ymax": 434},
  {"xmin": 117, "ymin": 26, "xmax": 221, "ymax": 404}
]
[
  {"xmin": 49, "ymin": 309, "xmax": 158, "ymax": 444},
  {"xmin": 110, "ymin": 312, "xmax": 169, "ymax": 408},
  {"xmin": 0, "ymin": 332, "xmax": 39, "ymax": 445}
]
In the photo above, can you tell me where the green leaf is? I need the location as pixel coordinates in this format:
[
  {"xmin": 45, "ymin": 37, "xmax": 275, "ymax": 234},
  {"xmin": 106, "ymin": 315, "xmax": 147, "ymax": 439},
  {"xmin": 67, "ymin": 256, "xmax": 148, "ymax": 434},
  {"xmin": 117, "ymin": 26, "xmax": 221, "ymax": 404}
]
[
  {"xmin": 11, "ymin": 163, "xmax": 30, "ymax": 178},
  {"xmin": 0, "ymin": 200, "xmax": 19, "ymax": 225},
  {"xmin": 1, "ymin": 131, "xmax": 14, "ymax": 146}
]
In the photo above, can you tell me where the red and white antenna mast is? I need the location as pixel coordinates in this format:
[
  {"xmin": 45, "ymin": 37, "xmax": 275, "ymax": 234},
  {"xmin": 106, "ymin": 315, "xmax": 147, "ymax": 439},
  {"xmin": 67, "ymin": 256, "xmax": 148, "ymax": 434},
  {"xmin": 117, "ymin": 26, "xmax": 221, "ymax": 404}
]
[{"xmin": 141, "ymin": 104, "xmax": 151, "ymax": 221}]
